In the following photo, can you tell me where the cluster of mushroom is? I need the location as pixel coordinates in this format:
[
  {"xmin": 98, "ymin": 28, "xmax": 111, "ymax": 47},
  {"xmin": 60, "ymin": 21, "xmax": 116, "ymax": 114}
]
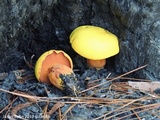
[{"xmin": 35, "ymin": 25, "xmax": 119, "ymax": 92}]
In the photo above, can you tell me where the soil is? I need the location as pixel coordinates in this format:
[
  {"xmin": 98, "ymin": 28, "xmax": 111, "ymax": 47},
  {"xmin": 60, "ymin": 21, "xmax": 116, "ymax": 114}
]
[{"xmin": 0, "ymin": 67, "xmax": 160, "ymax": 120}]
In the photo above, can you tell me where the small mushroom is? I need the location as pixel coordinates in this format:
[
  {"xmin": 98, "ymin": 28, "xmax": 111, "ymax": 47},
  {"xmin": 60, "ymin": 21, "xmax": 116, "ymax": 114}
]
[
  {"xmin": 35, "ymin": 50, "xmax": 73, "ymax": 84},
  {"xmin": 70, "ymin": 25, "xmax": 119, "ymax": 69},
  {"xmin": 48, "ymin": 64, "xmax": 80, "ymax": 96},
  {"xmin": 48, "ymin": 64, "xmax": 73, "ymax": 90}
]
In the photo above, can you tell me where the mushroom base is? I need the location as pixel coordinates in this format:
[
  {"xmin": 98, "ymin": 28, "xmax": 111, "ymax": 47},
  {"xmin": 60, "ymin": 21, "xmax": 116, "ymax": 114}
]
[
  {"xmin": 48, "ymin": 64, "xmax": 73, "ymax": 90},
  {"xmin": 87, "ymin": 59, "xmax": 106, "ymax": 69}
]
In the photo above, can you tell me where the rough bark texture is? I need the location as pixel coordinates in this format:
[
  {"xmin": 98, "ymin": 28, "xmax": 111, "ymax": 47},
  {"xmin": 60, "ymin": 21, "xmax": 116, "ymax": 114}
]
[
  {"xmin": 0, "ymin": 0, "xmax": 159, "ymax": 80},
  {"xmin": 109, "ymin": 0, "xmax": 160, "ymax": 80}
]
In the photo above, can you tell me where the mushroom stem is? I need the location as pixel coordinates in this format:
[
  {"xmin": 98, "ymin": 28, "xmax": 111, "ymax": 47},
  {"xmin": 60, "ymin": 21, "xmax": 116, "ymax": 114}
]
[
  {"xmin": 87, "ymin": 59, "xmax": 106, "ymax": 69},
  {"xmin": 48, "ymin": 64, "xmax": 73, "ymax": 90}
]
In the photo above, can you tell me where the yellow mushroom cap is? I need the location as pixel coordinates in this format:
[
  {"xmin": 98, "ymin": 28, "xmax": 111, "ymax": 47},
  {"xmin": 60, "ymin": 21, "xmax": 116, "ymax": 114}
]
[
  {"xmin": 70, "ymin": 25, "xmax": 119, "ymax": 60},
  {"xmin": 35, "ymin": 50, "xmax": 73, "ymax": 84}
]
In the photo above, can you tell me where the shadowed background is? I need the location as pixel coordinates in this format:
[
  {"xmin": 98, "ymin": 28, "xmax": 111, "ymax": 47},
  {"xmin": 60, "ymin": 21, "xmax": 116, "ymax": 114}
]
[{"xmin": 0, "ymin": 0, "xmax": 159, "ymax": 80}]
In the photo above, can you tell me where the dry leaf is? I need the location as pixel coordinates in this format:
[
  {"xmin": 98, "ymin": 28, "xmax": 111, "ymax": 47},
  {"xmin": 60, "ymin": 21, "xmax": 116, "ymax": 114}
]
[{"xmin": 128, "ymin": 81, "xmax": 160, "ymax": 92}]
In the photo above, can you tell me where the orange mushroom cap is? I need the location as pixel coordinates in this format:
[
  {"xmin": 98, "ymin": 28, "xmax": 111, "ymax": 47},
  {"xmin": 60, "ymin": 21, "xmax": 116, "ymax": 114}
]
[{"xmin": 35, "ymin": 50, "xmax": 73, "ymax": 84}]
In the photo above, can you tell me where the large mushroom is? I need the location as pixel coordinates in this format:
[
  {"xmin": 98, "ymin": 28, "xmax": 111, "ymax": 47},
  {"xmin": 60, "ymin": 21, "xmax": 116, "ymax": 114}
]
[
  {"xmin": 35, "ymin": 50, "xmax": 73, "ymax": 87},
  {"xmin": 70, "ymin": 25, "xmax": 119, "ymax": 69}
]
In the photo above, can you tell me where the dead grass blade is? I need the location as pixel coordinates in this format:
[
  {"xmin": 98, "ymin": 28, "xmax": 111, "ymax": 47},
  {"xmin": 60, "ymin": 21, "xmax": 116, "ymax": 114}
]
[
  {"xmin": 131, "ymin": 109, "xmax": 141, "ymax": 120},
  {"xmin": 0, "ymin": 89, "xmax": 39, "ymax": 102},
  {"xmin": 117, "ymin": 103, "xmax": 160, "ymax": 120},
  {"xmin": 11, "ymin": 102, "xmax": 33, "ymax": 119},
  {"xmin": 95, "ymin": 100, "xmax": 160, "ymax": 120},
  {"xmin": 80, "ymin": 64, "xmax": 148, "ymax": 93},
  {"xmin": 23, "ymin": 55, "xmax": 35, "ymax": 69},
  {"xmin": 118, "ymin": 77, "xmax": 152, "ymax": 82},
  {"xmin": 61, "ymin": 103, "xmax": 77, "ymax": 120},
  {"xmin": 0, "ymin": 97, "xmax": 18, "ymax": 114},
  {"xmin": 47, "ymin": 102, "xmax": 64, "ymax": 116},
  {"xmin": 43, "ymin": 101, "xmax": 49, "ymax": 120},
  {"xmin": 58, "ymin": 108, "xmax": 62, "ymax": 120},
  {"xmin": 93, "ymin": 97, "xmax": 143, "ymax": 120}
]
